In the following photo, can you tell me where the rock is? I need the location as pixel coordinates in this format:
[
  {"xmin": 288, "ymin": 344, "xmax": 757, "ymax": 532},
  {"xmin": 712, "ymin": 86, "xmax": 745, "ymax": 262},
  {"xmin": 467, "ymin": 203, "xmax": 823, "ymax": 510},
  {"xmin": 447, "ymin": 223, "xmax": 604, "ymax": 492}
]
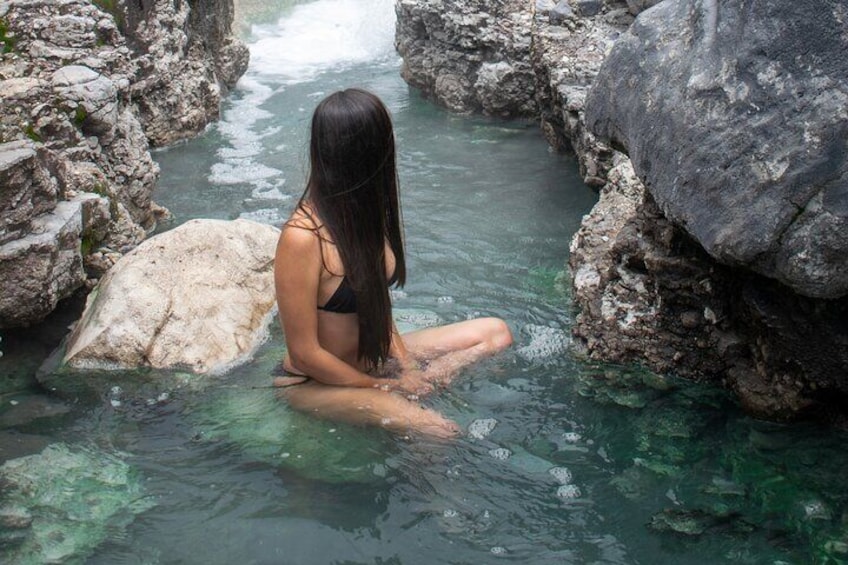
[
  {"xmin": 549, "ymin": 1, "xmax": 575, "ymax": 24},
  {"xmin": 124, "ymin": 0, "xmax": 250, "ymax": 146},
  {"xmin": 0, "ymin": 442, "xmax": 155, "ymax": 564},
  {"xmin": 395, "ymin": 0, "xmax": 537, "ymax": 117},
  {"xmin": 530, "ymin": 0, "xmax": 621, "ymax": 182},
  {"xmin": 0, "ymin": 394, "xmax": 71, "ymax": 428},
  {"xmin": 63, "ymin": 219, "xmax": 280, "ymax": 374},
  {"xmin": 585, "ymin": 0, "xmax": 848, "ymax": 299},
  {"xmin": 0, "ymin": 198, "xmax": 92, "ymax": 327},
  {"xmin": 572, "ymin": 0, "xmax": 602, "ymax": 18},
  {"xmin": 0, "ymin": 140, "xmax": 58, "ymax": 246},
  {"xmin": 52, "ymin": 65, "xmax": 119, "ymax": 139},
  {"xmin": 624, "ymin": 0, "xmax": 663, "ymax": 15},
  {"xmin": 0, "ymin": 0, "xmax": 248, "ymax": 328}
]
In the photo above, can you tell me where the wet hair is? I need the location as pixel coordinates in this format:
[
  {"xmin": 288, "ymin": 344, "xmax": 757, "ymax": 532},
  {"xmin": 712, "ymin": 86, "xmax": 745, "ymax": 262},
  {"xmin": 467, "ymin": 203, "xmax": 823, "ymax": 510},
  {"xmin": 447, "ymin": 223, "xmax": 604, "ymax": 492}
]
[{"xmin": 297, "ymin": 88, "xmax": 406, "ymax": 370}]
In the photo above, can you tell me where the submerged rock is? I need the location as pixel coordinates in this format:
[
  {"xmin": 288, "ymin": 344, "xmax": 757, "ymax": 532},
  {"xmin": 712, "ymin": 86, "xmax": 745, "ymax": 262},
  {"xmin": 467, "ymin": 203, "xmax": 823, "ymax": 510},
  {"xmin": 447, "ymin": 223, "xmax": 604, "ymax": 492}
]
[
  {"xmin": 0, "ymin": 442, "xmax": 154, "ymax": 564},
  {"xmin": 192, "ymin": 380, "xmax": 391, "ymax": 484},
  {"xmin": 63, "ymin": 219, "xmax": 279, "ymax": 374}
]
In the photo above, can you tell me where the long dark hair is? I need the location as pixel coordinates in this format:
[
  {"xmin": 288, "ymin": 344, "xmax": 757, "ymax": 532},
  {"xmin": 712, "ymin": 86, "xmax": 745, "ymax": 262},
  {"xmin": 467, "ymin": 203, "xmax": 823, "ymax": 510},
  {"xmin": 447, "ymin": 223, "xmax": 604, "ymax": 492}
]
[{"xmin": 298, "ymin": 88, "xmax": 406, "ymax": 370}]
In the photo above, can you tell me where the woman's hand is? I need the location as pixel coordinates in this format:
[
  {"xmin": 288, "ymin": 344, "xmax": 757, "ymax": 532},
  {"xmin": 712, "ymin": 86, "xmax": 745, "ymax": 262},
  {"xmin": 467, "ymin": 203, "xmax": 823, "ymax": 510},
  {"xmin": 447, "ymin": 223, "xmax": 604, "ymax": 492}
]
[{"xmin": 396, "ymin": 369, "xmax": 434, "ymax": 397}]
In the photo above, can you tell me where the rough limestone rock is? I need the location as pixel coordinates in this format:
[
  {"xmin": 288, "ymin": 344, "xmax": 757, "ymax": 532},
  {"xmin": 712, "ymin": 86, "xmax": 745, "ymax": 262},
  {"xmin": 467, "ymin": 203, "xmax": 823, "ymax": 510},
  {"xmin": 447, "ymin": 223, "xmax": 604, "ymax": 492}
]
[
  {"xmin": 0, "ymin": 0, "xmax": 248, "ymax": 328},
  {"xmin": 531, "ymin": 0, "xmax": 629, "ymax": 186},
  {"xmin": 63, "ymin": 219, "xmax": 280, "ymax": 374},
  {"xmin": 569, "ymin": 154, "xmax": 735, "ymax": 376},
  {"xmin": 395, "ymin": 0, "xmax": 537, "ymax": 117},
  {"xmin": 585, "ymin": 0, "xmax": 848, "ymax": 299},
  {"xmin": 123, "ymin": 0, "xmax": 250, "ymax": 146}
]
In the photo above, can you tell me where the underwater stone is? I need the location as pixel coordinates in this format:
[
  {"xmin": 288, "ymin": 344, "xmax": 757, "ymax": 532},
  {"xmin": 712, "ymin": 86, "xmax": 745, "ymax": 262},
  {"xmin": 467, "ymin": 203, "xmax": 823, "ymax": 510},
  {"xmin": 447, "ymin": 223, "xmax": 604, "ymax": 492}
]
[
  {"xmin": 0, "ymin": 442, "xmax": 154, "ymax": 564},
  {"xmin": 191, "ymin": 379, "xmax": 389, "ymax": 484}
]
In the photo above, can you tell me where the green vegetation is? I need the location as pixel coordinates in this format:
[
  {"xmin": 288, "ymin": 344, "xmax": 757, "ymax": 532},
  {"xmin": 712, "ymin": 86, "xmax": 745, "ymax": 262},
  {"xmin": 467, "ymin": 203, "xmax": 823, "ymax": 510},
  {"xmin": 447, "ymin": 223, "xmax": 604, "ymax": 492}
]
[
  {"xmin": 92, "ymin": 0, "xmax": 125, "ymax": 31},
  {"xmin": 0, "ymin": 18, "xmax": 16, "ymax": 54},
  {"xmin": 92, "ymin": 0, "xmax": 118, "ymax": 16},
  {"xmin": 23, "ymin": 124, "xmax": 42, "ymax": 143},
  {"xmin": 74, "ymin": 106, "xmax": 88, "ymax": 127}
]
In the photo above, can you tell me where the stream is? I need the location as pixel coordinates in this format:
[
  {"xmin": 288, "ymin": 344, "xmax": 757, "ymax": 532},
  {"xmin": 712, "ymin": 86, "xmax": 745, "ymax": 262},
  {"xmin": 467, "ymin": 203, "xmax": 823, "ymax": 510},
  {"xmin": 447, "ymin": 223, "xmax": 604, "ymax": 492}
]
[{"xmin": 1, "ymin": 1, "xmax": 847, "ymax": 563}]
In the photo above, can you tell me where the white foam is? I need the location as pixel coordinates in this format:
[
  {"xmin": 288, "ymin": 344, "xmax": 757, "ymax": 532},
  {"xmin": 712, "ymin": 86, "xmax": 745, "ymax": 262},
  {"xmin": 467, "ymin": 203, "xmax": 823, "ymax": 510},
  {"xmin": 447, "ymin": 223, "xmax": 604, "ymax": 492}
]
[
  {"xmin": 209, "ymin": 161, "xmax": 282, "ymax": 185},
  {"xmin": 238, "ymin": 208, "xmax": 286, "ymax": 225},
  {"xmin": 556, "ymin": 484, "xmax": 582, "ymax": 499},
  {"xmin": 516, "ymin": 324, "xmax": 571, "ymax": 362},
  {"xmin": 468, "ymin": 418, "xmax": 498, "ymax": 439},
  {"xmin": 549, "ymin": 466, "xmax": 573, "ymax": 485},
  {"xmin": 248, "ymin": 0, "xmax": 397, "ymax": 83},
  {"xmin": 488, "ymin": 448, "xmax": 512, "ymax": 460},
  {"xmin": 207, "ymin": 0, "xmax": 396, "ymax": 205}
]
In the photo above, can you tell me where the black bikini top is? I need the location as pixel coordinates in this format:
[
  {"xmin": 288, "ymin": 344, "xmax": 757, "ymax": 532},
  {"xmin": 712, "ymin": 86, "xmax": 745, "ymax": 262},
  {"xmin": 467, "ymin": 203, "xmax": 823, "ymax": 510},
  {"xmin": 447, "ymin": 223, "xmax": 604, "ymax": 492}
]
[
  {"xmin": 318, "ymin": 276, "xmax": 357, "ymax": 314},
  {"xmin": 318, "ymin": 270, "xmax": 398, "ymax": 315}
]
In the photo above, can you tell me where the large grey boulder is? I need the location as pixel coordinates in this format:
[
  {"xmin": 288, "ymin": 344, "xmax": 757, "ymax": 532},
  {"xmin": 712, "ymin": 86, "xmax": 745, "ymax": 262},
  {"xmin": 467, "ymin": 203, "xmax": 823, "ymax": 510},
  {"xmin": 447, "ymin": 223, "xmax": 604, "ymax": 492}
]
[
  {"xmin": 585, "ymin": 0, "xmax": 848, "ymax": 299},
  {"xmin": 63, "ymin": 219, "xmax": 280, "ymax": 374}
]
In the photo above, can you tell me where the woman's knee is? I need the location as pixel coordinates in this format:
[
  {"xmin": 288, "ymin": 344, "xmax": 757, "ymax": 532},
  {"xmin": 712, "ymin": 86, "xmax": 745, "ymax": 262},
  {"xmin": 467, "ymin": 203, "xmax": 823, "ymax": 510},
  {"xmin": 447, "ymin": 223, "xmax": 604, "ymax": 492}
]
[{"xmin": 479, "ymin": 317, "xmax": 513, "ymax": 351}]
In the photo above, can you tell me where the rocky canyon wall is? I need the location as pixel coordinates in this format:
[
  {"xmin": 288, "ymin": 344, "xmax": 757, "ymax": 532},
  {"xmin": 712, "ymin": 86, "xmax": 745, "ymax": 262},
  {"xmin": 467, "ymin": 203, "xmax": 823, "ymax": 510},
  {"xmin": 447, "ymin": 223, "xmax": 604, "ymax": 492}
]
[{"xmin": 0, "ymin": 0, "xmax": 248, "ymax": 328}]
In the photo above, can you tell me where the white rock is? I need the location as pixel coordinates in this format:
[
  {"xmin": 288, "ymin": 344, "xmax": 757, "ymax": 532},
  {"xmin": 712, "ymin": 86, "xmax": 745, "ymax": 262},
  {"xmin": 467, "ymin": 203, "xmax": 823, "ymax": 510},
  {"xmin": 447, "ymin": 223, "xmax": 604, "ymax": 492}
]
[{"xmin": 63, "ymin": 219, "xmax": 280, "ymax": 374}]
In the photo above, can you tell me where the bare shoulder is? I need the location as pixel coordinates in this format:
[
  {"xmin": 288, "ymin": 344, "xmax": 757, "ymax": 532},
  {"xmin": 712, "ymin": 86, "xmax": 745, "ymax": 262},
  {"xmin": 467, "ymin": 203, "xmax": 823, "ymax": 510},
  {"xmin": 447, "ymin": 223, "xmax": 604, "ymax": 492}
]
[{"xmin": 279, "ymin": 208, "xmax": 319, "ymax": 248}]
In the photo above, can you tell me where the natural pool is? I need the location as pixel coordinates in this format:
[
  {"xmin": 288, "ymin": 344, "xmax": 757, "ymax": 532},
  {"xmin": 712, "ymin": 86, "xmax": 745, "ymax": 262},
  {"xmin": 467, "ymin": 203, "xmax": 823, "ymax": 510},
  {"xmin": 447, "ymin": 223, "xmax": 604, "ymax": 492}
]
[{"xmin": 2, "ymin": 0, "xmax": 848, "ymax": 563}]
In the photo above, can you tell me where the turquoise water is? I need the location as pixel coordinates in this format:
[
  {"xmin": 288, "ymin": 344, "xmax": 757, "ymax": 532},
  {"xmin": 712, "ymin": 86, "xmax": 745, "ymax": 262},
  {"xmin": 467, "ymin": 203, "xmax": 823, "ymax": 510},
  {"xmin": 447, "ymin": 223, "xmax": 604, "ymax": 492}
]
[{"xmin": 2, "ymin": 1, "xmax": 848, "ymax": 563}]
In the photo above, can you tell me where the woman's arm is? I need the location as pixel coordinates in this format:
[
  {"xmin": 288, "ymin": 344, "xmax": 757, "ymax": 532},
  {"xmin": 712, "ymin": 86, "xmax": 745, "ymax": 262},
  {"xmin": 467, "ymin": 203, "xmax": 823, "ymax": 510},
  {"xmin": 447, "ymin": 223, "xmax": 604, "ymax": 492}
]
[{"xmin": 275, "ymin": 225, "xmax": 389, "ymax": 389}]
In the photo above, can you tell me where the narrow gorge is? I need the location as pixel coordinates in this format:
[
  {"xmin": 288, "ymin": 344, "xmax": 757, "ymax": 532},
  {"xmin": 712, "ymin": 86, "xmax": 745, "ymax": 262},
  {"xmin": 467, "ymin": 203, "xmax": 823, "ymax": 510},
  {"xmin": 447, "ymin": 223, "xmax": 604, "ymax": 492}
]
[{"xmin": 395, "ymin": 0, "xmax": 848, "ymax": 423}]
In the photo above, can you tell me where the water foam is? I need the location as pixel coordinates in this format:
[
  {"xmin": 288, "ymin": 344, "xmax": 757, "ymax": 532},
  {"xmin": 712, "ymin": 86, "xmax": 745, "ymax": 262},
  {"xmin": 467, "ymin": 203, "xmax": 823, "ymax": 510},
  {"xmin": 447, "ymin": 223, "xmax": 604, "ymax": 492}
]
[
  {"xmin": 248, "ymin": 0, "xmax": 397, "ymax": 83},
  {"xmin": 468, "ymin": 418, "xmax": 498, "ymax": 439},
  {"xmin": 516, "ymin": 324, "xmax": 571, "ymax": 363}
]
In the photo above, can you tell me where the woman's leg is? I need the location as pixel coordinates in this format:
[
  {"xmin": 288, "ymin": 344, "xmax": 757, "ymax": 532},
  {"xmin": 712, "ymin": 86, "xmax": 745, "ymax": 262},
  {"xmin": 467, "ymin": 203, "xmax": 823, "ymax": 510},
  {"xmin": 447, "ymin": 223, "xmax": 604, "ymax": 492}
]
[
  {"xmin": 402, "ymin": 317, "xmax": 513, "ymax": 386},
  {"xmin": 279, "ymin": 382, "xmax": 461, "ymax": 439}
]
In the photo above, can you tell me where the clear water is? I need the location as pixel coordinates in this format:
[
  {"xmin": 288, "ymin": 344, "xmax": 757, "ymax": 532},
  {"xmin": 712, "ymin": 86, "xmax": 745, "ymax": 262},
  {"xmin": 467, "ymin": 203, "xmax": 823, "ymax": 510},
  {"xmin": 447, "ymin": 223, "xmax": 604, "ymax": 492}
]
[{"xmin": 2, "ymin": 1, "xmax": 848, "ymax": 563}]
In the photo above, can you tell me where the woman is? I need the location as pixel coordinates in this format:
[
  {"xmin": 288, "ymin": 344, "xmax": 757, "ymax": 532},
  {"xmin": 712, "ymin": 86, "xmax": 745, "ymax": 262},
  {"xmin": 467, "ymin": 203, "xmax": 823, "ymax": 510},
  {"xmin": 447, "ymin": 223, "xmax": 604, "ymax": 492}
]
[{"xmin": 274, "ymin": 88, "xmax": 513, "ymax": 438}]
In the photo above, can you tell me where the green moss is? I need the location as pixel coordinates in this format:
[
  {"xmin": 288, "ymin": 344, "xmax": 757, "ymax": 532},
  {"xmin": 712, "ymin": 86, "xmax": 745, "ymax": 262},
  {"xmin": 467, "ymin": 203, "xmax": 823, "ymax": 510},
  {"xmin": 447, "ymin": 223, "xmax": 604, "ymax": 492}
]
[
  {"xmin": 91, "ymin": 182, "xmax": 109, "ymax": 197},
  {"xmin": 0, "ymin": 18, "xmax": 16, "ymax": 54},
  {"xmin": 23, "ymin": 124, "xmax": 41, "ymax": 143},
  {"xmin": 80, "ymin": 235, "xmax": 95, "ymax": 257},
  {"xmin": 74, "ymin": 106, "xmax": 88, "ymax": 126},
  {"xmin": 92, "ymin": 0, "xmax": 125, "ymax": 31},
  {"xmin": 92, "ymin": 0, "xmax": 118, "ymax": 15}
]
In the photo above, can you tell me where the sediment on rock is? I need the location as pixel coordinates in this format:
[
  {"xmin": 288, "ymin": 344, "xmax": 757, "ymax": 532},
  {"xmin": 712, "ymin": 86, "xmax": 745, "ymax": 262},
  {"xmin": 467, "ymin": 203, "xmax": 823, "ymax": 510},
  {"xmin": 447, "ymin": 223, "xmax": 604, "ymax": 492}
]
[{"xmin": 0, "ymin": 0, "xmax": 247, "ymax": 328}]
